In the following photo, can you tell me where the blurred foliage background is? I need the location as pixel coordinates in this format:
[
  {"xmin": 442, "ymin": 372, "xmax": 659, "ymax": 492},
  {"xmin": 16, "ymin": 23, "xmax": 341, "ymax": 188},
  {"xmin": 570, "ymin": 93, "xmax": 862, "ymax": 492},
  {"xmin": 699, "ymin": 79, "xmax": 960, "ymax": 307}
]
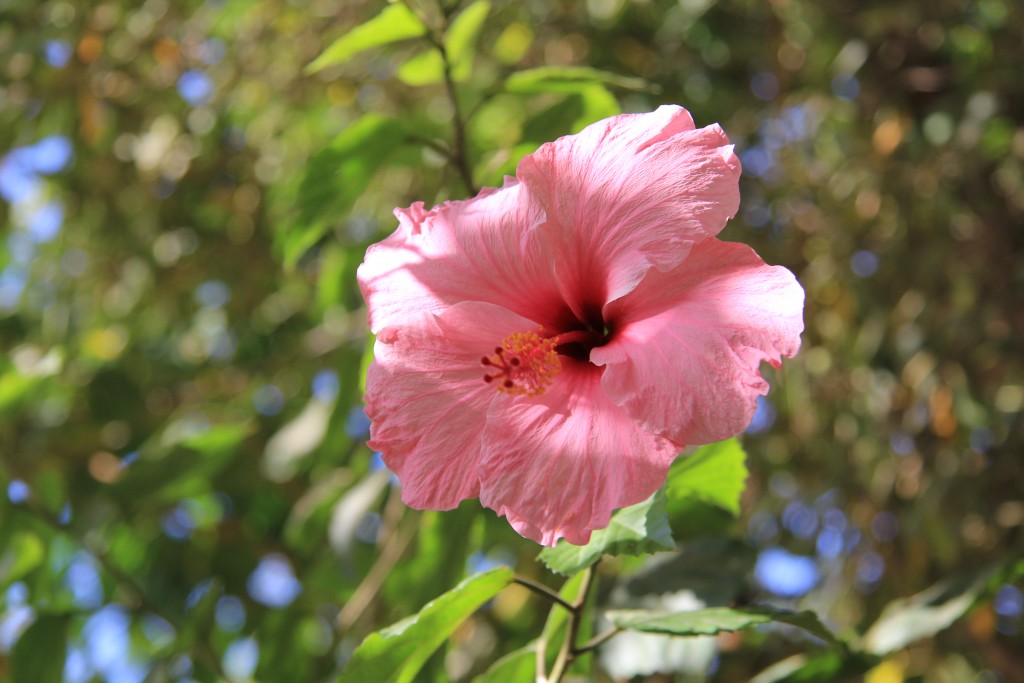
[{"xmin": 1, "ymin": 0, "xmax": 1022, "ymax": 681}]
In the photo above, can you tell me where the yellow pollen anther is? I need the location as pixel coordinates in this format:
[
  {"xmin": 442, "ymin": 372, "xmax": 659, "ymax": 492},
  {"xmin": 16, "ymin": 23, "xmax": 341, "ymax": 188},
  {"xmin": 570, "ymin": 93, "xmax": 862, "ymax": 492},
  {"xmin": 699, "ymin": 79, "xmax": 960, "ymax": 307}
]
[{"xmin": 481, "ymin": 331, "xmax": 561, "ymax": 396}]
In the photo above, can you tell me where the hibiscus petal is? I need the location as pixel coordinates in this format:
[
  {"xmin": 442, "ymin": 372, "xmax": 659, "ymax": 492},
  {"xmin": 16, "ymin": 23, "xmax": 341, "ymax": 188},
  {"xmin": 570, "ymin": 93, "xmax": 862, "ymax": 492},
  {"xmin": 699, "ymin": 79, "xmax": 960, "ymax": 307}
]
[
  {"xmin": 592, "ymin": 239, "xmax": 804, "ymax": 446},
  {"xmin": 357, "ymin": 179, "xmax": 571, "ymax": 333},
  {"xmin": 366, "ymin": 302, "xmax": 545, "ymax": 509},
  {"xmin": 478, "ymin": 362, "xmax": 678, "ymax": 546},
  {"xmin": 516, "ymin": 105, "xmax": 741, "ymax": 309}
]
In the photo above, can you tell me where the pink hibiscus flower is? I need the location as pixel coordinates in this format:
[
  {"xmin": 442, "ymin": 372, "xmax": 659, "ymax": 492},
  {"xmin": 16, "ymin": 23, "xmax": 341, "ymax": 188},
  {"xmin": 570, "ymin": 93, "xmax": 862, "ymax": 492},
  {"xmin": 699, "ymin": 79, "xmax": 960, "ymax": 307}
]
[{"xmin": 358, "ymin": 105, "xmax": 804, "ymax": 546}]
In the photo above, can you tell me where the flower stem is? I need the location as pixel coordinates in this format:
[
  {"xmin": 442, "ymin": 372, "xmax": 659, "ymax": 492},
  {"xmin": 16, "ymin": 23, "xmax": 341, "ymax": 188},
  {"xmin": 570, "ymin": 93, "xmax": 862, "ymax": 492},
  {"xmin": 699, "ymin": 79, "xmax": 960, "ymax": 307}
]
[
  {"xmin": 437, "ymin": 40, "xmax": 478, "ymax": 196},
  {"xmin": 399, "ymin": 0, "xmax": 478, "ymax": 196},
  {"xmin": 546, "ymin": 565, "xmax": 596, "ymax": 683}
]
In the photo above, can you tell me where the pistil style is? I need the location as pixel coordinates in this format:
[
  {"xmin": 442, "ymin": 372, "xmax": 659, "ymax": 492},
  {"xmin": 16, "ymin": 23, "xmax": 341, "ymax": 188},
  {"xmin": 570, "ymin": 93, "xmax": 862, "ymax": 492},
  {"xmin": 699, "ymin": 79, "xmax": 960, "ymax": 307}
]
[{"xmin": 482, "ymin": 332, "xmax": 561, "ymax": 396}]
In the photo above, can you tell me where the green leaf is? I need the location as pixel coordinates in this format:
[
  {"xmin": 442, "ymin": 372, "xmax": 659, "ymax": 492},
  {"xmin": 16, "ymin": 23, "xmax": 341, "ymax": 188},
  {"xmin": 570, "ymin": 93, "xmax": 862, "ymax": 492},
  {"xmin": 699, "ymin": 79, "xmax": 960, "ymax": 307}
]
[
  {"xmin": 178, "ymin": 422, "xmax": 252, "ymax": 455},
  {"xmin": 538, "ymin": 489, "xmax": 674, "ymax": 576},
  {"xmin": 0, "ymin": 532, "xmax": 45, "ymax": 590},
  {"xmin": 862, "ymin": 557, "xmax": 1024, "ymax": 655},
  {"xmin": 505, "ymin": 66, "xmax": 655, "ymax": 95},
  {"xmin": 395, "ymin": 49, "xmax": 444, "ymax": 86},
  {"xmin": 606, "ymin": 605, "xmax": 838, "ymax": 645},
  {"xmin": 665, "ymin": 438, "xmax": 748, "ymax": 515},
  {"xmin": 359, "ymin": 332, "xmax": 375, "ymax": 395},
  {"xmin": 316, "ymin": 244, "xmax": 353, "ymax": 311},
  {"xmin": 665, "ymin": 497, "xmax": 736, "ymax": 541},
  {"xmin": 397, "ymin": 0, "xmax": 490, "ymax": 85},
  {"xmin": 306, "ymin": 3, "xmax": 426, "ymax": 73},
  {"xmin": 339, "ymin": 567, "xmax": 514, "ymax": 683},
  {"xmin": 471, "ymin": 644, "xmax": 535, "ymax": 683},
  {"xmin": 446, "ymin": 0, "xmax": 490, "ymax": 81},
  {"xmin": 282, "ymin": 114, "xmax": 407, "ymax": 268},
  {"xmin": 0, "ymin": 370, "xmax": 45, "ymax": 415},
  {"xmin": 11, "ymin": 614, "xmax": 69, "ymax": 683},
  {"xmin": 572, "ymin": 84, "xmax": 621, "ymax": 131}
]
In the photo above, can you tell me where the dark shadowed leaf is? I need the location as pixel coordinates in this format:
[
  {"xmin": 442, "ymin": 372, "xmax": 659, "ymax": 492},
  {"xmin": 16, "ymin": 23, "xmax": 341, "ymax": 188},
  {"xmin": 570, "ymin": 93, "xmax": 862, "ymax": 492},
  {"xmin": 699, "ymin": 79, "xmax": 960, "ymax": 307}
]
[
  {"xmin": 282, "ymin": 115, "xmax": 408, "ymax": 268},
  {"xmin": 538, "ymin": 490, "xmax": 674, "ymax": 576},
  {"xmin": 339, "ymin": 567, "xmax": 514, "ymax": 683},
  {"xmin": 622, "ymin": 538, "xmax": 757, "ymax": 605},
  {"xmin": 11, "ymin": 614, "xmax": 69, "ymax": 683}
]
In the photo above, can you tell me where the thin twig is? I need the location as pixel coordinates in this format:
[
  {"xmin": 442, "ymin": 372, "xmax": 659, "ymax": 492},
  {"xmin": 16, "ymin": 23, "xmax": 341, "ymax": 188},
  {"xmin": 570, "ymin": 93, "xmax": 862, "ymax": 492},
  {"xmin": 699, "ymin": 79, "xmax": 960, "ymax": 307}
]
[
  {"xmin": 547, "ymin": 566, "xmax": 595, "ymax": 683},
  {"xmin": 398, "ymin": 0, "xmax": 478, "ymax": 195},
  {"xmin": 536, "ymin": 629, "xmax": 550, "ymax": 683},
  {"xmin": 437, "ymin": 40, "xmax": 478, "ymax": 196},
  {"xmin": 513, "ymin": 575, "xmax": 576, "ymax": 612},
  {"xmin": 575, "ymin": 626, "xmax": 622, "ymax": 654},
  {"xmin": 406, "ymin": 133, "xmax": 453, "ymax": 159}
]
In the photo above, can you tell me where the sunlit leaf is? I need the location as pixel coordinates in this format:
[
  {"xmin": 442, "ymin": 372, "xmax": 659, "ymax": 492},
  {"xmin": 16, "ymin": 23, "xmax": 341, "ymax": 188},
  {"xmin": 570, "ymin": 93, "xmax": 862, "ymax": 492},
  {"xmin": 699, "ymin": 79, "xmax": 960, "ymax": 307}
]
[
  {"xmin": 505, "ymin": 65, "xmax": 655, "ymax": 94},
  {"xmin": 359, "ymin": 332, "xmax": 376, "ymax": 395},
  {"xmin": 306, "ymin": 3, "xmax": 426, "ymax": 73},
  {"xmin": 538, "ymin": 489, "xmax": 674, "ymax": 576},
  {"xmin": 0, "ymin": 532, "xmax": 45, "ymax": 589},
  {"xmin": 11, "ymin": 614, "xmax": 69, "ymax": 683},
  {"xmin": 397, "ymin": 0, "xmax": 490, "ymax": 85},
  {"xmin": 446, "ymin": 0, "xmax": 490, "ymax": 81},
  {"xmin": 665, "ymin": 438, "xmax": 748, "ymax": 515},
  {"xmin": 179, "ymin": 422, "xmax": 252, "ymax": 454},
  {"xmin": 607, "ymin": 605, "xmax": 838, "ymax": 645},
  {"xmin": 491, "ymin": 22, "xmax": 532, "ymax": 65},
  {"xmin": 573, "ymin": 83, "xmax": 621, "ymax": 131},
  {"xmin": 0, "ymin": 370, "xmax": 45, "ymax": 415},
  {"xmin": 395, "ymin": 49, "xmax": 445, "ymax": 86},
  {"xmin": 316, "ymin": 243, "xmax": 351, "ymax": 311},
  {"xmin": 339, "ymin": 567, "xmax": 514, "ymax": 683}
]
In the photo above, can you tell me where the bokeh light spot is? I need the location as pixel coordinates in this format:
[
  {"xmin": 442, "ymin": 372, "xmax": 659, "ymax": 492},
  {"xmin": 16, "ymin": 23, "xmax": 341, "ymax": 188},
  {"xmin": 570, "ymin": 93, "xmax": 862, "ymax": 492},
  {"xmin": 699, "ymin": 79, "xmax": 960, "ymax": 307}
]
[
  {"xmin": 177, "ymin": 70, "xmax": 214, "ymax": 106},
  {"xmin": 247, "ymin": 553, "xmax": 302, "ymax": 607},
  {"xmin": 44, "ymin": 40, "xmax": 73, "ymax": 68},
  {"xmin": 253, "ymin": 384, "xmax": 285, "ymax": 416},
  {"xmin": 311, "ymin": 369, "xmax": 339, "ymax": 402},
  {"xmin": 745, "ymin": 395, "xmax": 777, "ymax": 434},
  {"xmin": 755, "ymin": 548, "xmax": 819, "ymax": 597},
  {"xmin": 7, "ymin": 480, "xmax": 30, "ymax": 504},
  {"xmin": 223, "ymin": 638, "xmax": 259, "ymax": 680},
  {"xmin": 851, "ymin": 250, "xmax": 879, "ymax": 277}
]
